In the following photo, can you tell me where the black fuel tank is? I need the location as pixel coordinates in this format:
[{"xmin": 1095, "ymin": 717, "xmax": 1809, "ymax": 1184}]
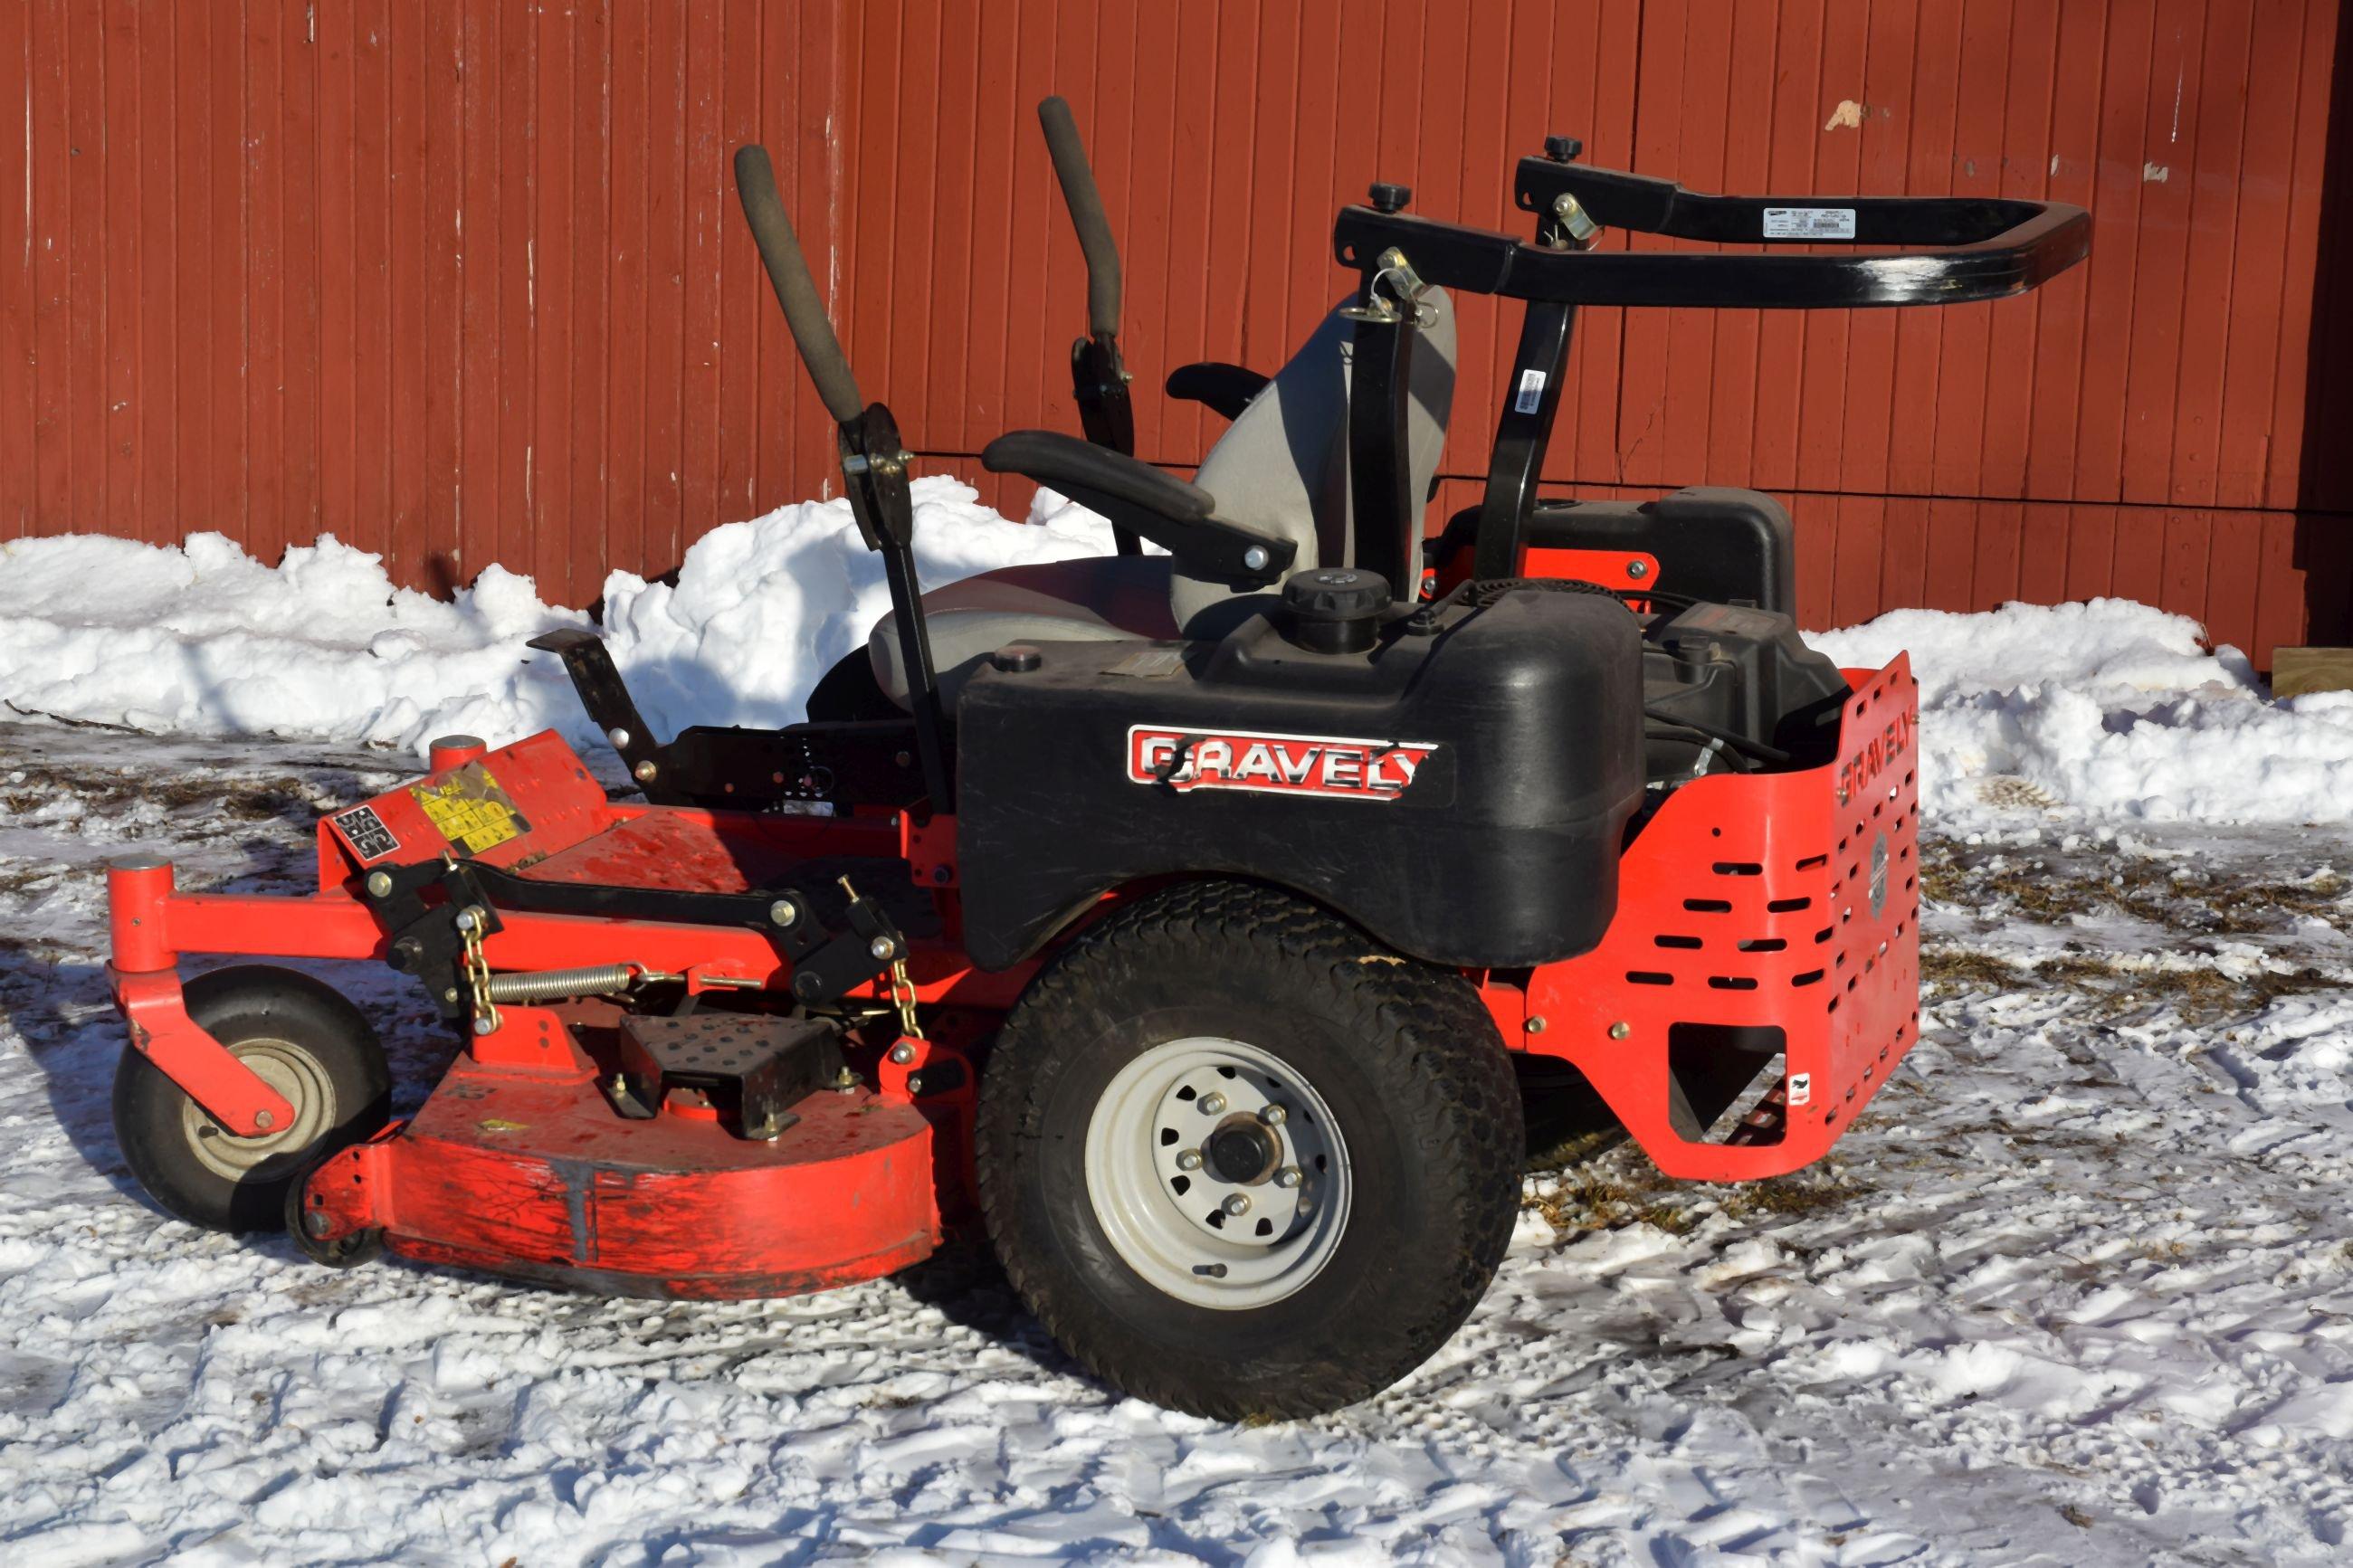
[{"xmin": 954, "ymin": 585, "xmax": 1644, "ymax": 971}]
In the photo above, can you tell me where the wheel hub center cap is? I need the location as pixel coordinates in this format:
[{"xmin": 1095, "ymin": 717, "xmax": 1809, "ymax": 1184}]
[{"xmin": 1204, "ymin": 1118, "xmax": 1279, "ymax": 1183}]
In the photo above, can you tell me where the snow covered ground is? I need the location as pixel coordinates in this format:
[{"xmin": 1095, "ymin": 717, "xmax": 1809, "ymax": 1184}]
[{"xmin": 5, "ymin": 496, "xmax": 2353, "ymax": 1563}]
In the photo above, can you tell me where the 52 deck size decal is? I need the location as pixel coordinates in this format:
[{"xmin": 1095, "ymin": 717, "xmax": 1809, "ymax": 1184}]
[{"xmin": 1128, "ymin": 725, "xmax": 1440, "ymax": 803}]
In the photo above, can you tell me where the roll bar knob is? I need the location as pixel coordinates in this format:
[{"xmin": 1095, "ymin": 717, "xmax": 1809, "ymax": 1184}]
[
  {"xmin": 1367, "ymin": 183, "xmax": 1411, "ymax": 214},
  {"xmin": 1543, "ymin": 134, "xmax": 1584, "ymax": 164}
]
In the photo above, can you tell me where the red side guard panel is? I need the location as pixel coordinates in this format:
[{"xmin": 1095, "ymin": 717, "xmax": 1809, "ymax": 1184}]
[
  {"xmin": 1525, "ymin": 657, "xmax": 1922, "ymax": 1180},
  {"xmin": 302, "ymin": 1055, "xmax": 941, "ymax": 1299}
]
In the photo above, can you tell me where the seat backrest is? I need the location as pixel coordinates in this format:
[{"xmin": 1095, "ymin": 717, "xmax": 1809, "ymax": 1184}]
[{"xmin": 1173, "ymin": 289, "xmax": 1456, "ymax": 630}]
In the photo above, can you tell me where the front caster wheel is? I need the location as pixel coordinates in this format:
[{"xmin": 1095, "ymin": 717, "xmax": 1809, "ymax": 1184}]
[
  {"xmin": 976, "ymin": 880, "xmax": 1523, "ymax": 1421},
  {"xmin": 111, "ymin": 965, "xmax": 392, "ymax": 1233}
]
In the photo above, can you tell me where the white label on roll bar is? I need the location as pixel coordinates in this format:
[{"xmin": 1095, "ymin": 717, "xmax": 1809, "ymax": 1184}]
[
  {"xmin": 1764, "ymin": 206, "xmax": 1857, "ymax": 240},
  {"xmin": 1513, "ymin": 368, "xmax": 1547, "ymax": 413}
]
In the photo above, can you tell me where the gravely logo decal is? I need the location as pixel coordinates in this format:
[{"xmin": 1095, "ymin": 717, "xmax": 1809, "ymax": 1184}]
[
  {"xmin": 1129, "ymin": 725, "xmax": 1439, "ymax": 802},
  {"xmin": 1837, "ymin": 706, "xmax": 1917, "ymax": 803}
]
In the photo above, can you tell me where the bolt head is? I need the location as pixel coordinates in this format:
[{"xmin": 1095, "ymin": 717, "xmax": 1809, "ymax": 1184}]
[
  {"xmin": 1625, "ymin": 559, "xmax": 1652, "ymax": 580},
  {"xmin": 1198, "ymin": 1092, "xmax": 1227, "ymax": 1117},
  {"xmin": 870, "ymin": 936, "xmax": 895, "ymax": 961},
  {"xmin": 1222, "ymin": 1193, "xmax": 1251, "ymax": 1217},
  {"xmin": 606, "ymin": 727, "xmax": 632, "ymax": 750},
  {"xmin": 1242, "ymin": 546, "xmax": 1270, "ymax": 572},
  {"xmin": 1525, "ymin": 1015, "xmax": 1548, "ymax": 1035},
  {"xmin": 472, "ymin": 1015, "xmax": 496, "ymax": 1036},
  {"xmin": 1260, "ymin": 1104, "xmax": 1288, "ymax": 1126},
  {"xmin": 302, "ymin": 1209, "xmax": 332, "ymax": 1238},
  {"xmin": 633, "ymin": 759, "xmax": 659, "ymax": 783},
  {"xmin": 1608, "ymin": 1021, "xmax": 1632, "ymax": 1041},
  {"xmin": 889, "ymin": 1042, "xmax": 917, "ymax": 1065},
  {"xmin": 452, "ymin": 910, "xmax": 476, "ymax": 933},
  {"xmin": 252, "ymin": 1109, "xmax": 274, "ymax": 1131},
  {"xmin": 768, "ymin": 898, "xmax": 798, "ymax": 927},
  {"xmin": 365, "ymin": 870, "xmax": 394, "ymax": 898},
  {"xmin": 1176, "ymin": 1149, "xmax": 1204, "ymax": 1172},
  {"xmin": 1275, "ymin": 1166, "xmax": 1302, "ymax": 1189}
]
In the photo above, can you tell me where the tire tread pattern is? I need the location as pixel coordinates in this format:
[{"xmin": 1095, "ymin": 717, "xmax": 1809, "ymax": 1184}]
[{"xmin": 976, "ymin": 879, "xmax": 1522, "ymax": 1419}]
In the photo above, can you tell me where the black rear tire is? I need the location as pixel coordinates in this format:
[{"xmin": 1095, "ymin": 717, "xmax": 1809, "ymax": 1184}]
[
  {"xmin": 976, "ymin": 880, "xmax": 1522, "ymax": 1420},
  {"xmin": 112, "ymin": 965, "xmax": 392, "ymax": 1234}
]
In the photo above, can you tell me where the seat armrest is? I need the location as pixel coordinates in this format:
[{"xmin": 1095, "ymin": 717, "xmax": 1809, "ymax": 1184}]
[
  {"xmin": 1165, "ymin": 361, "xmax": 1270, "ymax": 422},
  {"xmin": 981, "ymin": 430, "xmax": 1294, "ymax": 585}
]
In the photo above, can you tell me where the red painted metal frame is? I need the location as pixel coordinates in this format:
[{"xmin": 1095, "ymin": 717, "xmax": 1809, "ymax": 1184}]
[
  {"xmin": 1497, "ymin": 658, "xmax": 1923, "ymax": 1181},
  {"xmin": 114, "ymin": 662, "xmax": 1922, "ymax": 1295},
  {"xmin": 108, "ymin": 965, "xmax": 297, "ymax": 1136}
]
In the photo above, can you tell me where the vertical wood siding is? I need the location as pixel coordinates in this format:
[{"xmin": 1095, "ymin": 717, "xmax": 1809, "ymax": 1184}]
[{"xmin": 2, "ymin": 1, "xmax": 2345, "ymax": 660}]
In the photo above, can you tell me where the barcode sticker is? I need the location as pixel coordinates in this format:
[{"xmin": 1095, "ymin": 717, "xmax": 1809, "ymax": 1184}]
[
  {"xmin": 1513, "ymin": 368, "xmax": 1548, "ymax": 413},
  {"xmin": 1764, "ymin": 206, "xmax": 1857, "ymax": 240}
]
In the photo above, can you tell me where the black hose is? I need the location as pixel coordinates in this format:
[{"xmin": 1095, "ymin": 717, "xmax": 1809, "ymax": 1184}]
[
  {"xmin": 1643, "ymin": 708, "xmax": 1790, "ymax": 765},
  {"xmin": 731, "ymin": 145, "xmax": 863, "ymax": 424},
  {"xmin": 1037, "ymin": 96, "xmax": 1122, "ymax": 338},
  {"xmin": 1645, "ymin": 727, "xmax": 1758, "ymax": 774}
]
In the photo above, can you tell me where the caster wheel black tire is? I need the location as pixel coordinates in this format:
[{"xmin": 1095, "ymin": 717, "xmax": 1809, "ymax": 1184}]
[
  {"xmin": 976, "ymin": 880, "xmax": 1523, "ymax": 1421},
  {"xmin": 284, "ymin": 1145, "xmax": 386, "ymax": 1269},
  {"xmin": 111, "ymin": 965, "xmax": 393, "ymax": 1234}
]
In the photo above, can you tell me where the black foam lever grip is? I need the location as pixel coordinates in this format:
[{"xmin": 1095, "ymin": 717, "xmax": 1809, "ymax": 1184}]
[
  {"xmin": 1037, "ymin": 96, "xmax": 1121, "ymax": 339},
  {"xmin": 731, "ymin": 145, "xmax": 863, "ymax": 424}
]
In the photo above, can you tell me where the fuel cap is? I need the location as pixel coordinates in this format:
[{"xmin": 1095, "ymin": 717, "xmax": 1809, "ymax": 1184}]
[{"xmin": 1282, "ymin": 568, "xmax": 1391, "ymax": 654}]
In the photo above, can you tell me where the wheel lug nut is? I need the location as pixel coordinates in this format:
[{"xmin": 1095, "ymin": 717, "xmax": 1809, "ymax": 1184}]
[
  {"xmin": 1222, "ymin": 1193, "xmax": 1251, "ymax": 1217},
  {"xmin": 1275, "ymin": 1166, "xmax": 1302, "ymax": 1189},
  {"xmin": 1198, "ymin": 1092, "xmax": 1226, "ymax": 1116},
  {"xmin": 1261, "ymin": 1104, "xmax": 1288, "ymax": 1126},
  {"xmin": 1176, "ymin": 1149, "xmax": 1204, "ymax": 1171}
]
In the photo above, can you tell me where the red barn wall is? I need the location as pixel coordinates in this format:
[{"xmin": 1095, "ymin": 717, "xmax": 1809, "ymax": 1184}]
[{"xmin": 3, "ymin": 1, "xmax": 2346, "ymax": 661}]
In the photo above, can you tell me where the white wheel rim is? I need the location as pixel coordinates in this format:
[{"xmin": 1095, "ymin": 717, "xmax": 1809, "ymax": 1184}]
[
  {"xmin": 180, "ymin": 1038, "xmax": 337, "ymax": 1181},
  {"xmin": 1082, "ymin": 1036, "xmax": 1352, "ymax": 1310}
]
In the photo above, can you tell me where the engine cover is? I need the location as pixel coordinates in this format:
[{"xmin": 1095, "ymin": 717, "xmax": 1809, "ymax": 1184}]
[{"xmin": 954, "ymin": 585, "xmax": 1644, "ymax": 970}]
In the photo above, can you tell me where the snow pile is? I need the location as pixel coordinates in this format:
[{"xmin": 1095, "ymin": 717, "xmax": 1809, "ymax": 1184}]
[
  {"xmin": 1811, "ymin": 599, "xmax": 2353, "ymax": 825},
  {"xmin": 0, "ymin": 477, "xmax": 1113, "ymax": 754},
  {"xmin": 3, "ymin": 494, "xmax": 2348, "ymax": 827}
]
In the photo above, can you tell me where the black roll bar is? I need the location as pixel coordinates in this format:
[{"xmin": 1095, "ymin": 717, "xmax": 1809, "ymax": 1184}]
[
  {"xmin": 1335, "ymin": 161, "xmax": 2089, "ymax": 310},
  {"xmin": 1331, "ymin": 146, "xmax": 2090, "ymax": 583}
]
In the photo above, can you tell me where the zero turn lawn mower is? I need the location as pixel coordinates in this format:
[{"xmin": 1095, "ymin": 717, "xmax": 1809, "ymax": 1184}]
[{"xmin": 100, "ymin": 100, "xmax": 2086, "ymax": 1419}]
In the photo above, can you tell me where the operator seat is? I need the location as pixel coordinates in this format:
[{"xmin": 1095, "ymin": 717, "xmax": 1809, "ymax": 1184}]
[{"xmin": 868, "ymin": 290, "xmax": 1457, "ymax": 708}]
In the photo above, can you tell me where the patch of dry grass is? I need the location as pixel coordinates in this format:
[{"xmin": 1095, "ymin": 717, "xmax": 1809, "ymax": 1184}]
[
  {"xmin": 1920, "ymin": 839, "xmax": 2349, "ymax": 937},
  {"xmin": 0, "ymin": 764, "xmax": 320, "ymax": 825},
  {"xmin": 1922, "ymin": 940, "xmax": 2339, "ymax": 1025},
  {"xmin": 1523, "ymin": 1156, "xmax": 1872, "ymax": 1238},
  {"xmin": 1523, "ymin": 1167, "xmax": 1700, "ymax": 1237}
]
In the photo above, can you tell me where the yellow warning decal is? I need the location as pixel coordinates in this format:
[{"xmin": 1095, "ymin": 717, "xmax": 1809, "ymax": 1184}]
[{"xmin": 412, "ymin": 762, "xmax": 531, "ymax": 856}]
